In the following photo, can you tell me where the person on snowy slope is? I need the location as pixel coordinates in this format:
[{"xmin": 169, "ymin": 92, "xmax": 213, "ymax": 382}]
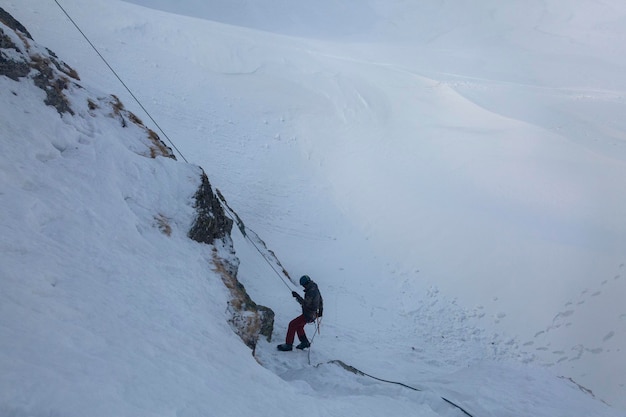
[{"xmin": 277, "ymin": 275, "xmax": 323, "ymax": 351}]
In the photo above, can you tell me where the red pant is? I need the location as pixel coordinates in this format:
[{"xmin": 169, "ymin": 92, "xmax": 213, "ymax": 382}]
[{"xmin": 286, "ymin": 314, "xmax": 308, "ymax": 344}]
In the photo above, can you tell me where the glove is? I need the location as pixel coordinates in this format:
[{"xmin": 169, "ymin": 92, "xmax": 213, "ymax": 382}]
[{"xmin": 292, "ymin": 291, "xmax": 303, "ymax": 304}]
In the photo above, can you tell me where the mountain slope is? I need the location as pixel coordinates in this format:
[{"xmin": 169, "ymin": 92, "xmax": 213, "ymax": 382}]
[
  {"xmin": 0, "ymin": 11, "xmax": 287, "ymax": 417},
  {"xmin": 1, "ymin": 2, "xmax": 626, "ymax": 416}
]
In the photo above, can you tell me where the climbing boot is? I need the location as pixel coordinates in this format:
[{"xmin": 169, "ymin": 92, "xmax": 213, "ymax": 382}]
[
  {"xmin": 277, "ymin": 343, "xmax": 293, "ymax": 351},
  {"xmin": 296, "ymin": 336, "xmax": 310, "ymax": 350}
]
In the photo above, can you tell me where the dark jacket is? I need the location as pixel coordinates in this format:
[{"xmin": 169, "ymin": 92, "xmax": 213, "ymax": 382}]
[{"xmin": 294, "ymin": 281, "xmax": 323, "ymax": 322}]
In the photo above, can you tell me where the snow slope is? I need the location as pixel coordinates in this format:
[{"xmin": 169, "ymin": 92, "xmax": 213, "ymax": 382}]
[{"xmin": 2, "ymin": 0, "xmax": 626, "ymax": 415}]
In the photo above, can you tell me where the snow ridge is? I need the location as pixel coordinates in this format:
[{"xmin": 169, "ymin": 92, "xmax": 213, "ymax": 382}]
[{"xmin": 2, "ymin": 2, "xmax": 626, "ymax": 416}]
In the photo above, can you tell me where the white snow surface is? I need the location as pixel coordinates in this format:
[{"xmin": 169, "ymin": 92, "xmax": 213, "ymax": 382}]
[{"xmin": 2, "ymin": 0, "xmax": 626, "ymax": 416}]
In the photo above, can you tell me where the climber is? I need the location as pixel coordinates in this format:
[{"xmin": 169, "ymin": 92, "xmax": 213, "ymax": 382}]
[{"xmin": 277, "ymin": 275, "xmax": 323, "ymax": 351}]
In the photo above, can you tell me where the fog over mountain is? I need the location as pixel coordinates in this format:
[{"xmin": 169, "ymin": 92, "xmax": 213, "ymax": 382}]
[{"xmin": 2, "ymin": 1, "xmax": 626, "ymax": 416}]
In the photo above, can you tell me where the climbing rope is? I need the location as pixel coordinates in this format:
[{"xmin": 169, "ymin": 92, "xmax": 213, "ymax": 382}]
[
  {"xmin": 47, "ymin": 10, "xmax": 475, "ymax": 413},
  {"xmin": 53, "ymin": 0, "xmax": 324, "ymax": 371},
  {"xmin": 53, "ymin": 0, "xmax": 189, "ymax": 163},
  {"xmin": 221, "ymin": 191, "xmax": 327, "ymax": 362},
  {"xmin": 245, "ymin": 231, "xmax": 295, "ymax": 291},
  {"xmin": 221, "ymin": 170, "xmax": 473, "ymax": 417},
  {"xmin": 49, "ymin": 7, "xmax": 476, "ymax": 415},
  {"xmin": 53, "ymin": 0, "xmax": 300, "ymax": 293},
  {"xmin": 52, "ymin": 0, "xmax": 305, "ymax": 294},
  {"xmin": 315, "ymin": 359, "xmax": 475, "ymax": 417},
  {"xmin": 45, "ymin": 12, "xmax": 467, "ymax": 406},
  {"xmin": 306, "ymin": 317, "xmax": 322, "ymax": 365},
  {"xmin": 216, "ymin": 189, "xmax": 296, "ymax": 292}
]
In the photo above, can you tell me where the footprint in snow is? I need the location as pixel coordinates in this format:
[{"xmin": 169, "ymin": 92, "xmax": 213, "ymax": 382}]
[
  {"xmin": 603, "ymin": 331, "xmax": 615, "ymax": 342},
  {"xmin": 553, "ymin": 310, "xmax": 574, "ymax": 322}
]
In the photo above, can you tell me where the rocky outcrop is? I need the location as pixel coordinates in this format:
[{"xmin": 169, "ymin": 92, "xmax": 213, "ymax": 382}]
[
  {"xmin": 0, "ymin": 7, "xmax": 174, "ymax": 159},
  {"xmin": 1, "ymin": 7, "xmax": 273, "ymax": 352},
  {"xmin": 188, "ymin": 171, "xmax": 234, "ymax": 243},
  {"xmin": 1, "ymin": 7, "xmax": 78, "ymax": 115},
  {"xmin": 188, "ymin": 172, "xmax": 274, "ymax": 350},
  {"xmin": 0, "ymin": 7, "xmax": 32, "ymax": 39},
  {"xmin": 212, "ymin": 253, "xmax": 275, "ymax": 351}
]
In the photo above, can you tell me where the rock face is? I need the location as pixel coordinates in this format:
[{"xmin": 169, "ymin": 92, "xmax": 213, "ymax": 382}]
[
  {"xmin": 1, "ymin": 7, "xmax": 78, "ymax": 115},
  {"xmin": 0, "ymin": 7, "xmax": 32, "ymax": 39},
  {"xmin": 212, "ymin": 253, "xmax": 275, "ymax": 351},
  {"xmin": 1, "ymin": 7, "xmax": 273, "ymax": 352},
  {"xmin": 188, "ymin": 172, "xmax": 274, "ymax": 350},
  {"xmin": 188, "ymin": 171, "xmax": 234, "ymax": 243},
  {"xmin": 0, "ymin": 7, "xmax": 175, "ymax": 159}
]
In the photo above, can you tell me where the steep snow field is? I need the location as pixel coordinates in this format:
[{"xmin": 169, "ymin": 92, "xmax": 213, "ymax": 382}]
[{"xmin": 2, "ymin": 0, "xmax": 626, "ymax": 415}]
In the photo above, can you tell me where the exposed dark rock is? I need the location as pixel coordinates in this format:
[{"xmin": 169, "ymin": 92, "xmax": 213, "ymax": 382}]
[
  {"xmin": 2, "ymin": 7, "xmax": 273, "ymax": 353},
  {"xmin": 188, "ymin": 171, "xmax": 233, "ymax": 243},
  {"xmin": 0, "ymin": 7, "xmax": 32, "ymax": 39},
  {"xmin": 0, "ymin": 22, "xmax": 29, "ymax": 80},
  {"xmin": 0, "ymin": 27, "xmax": 18, "ymax": 50},
  {"xmin": 0, "ymin": 46, "xmax": 29, "ymax": 80},
  {"xmin": 1, "ymin": 11, "xmax": 174, "ymax": 157},
  {"xmin": 1, "ymin": 9, "xmax": 77, "ymax": 115},
  {"xmin": 32, "ymin": 62, "xmax": 75, "ymax": 115},
  {"xmin": 189, "ymin": 172, "xmax": 274, "ymax": 351}
]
